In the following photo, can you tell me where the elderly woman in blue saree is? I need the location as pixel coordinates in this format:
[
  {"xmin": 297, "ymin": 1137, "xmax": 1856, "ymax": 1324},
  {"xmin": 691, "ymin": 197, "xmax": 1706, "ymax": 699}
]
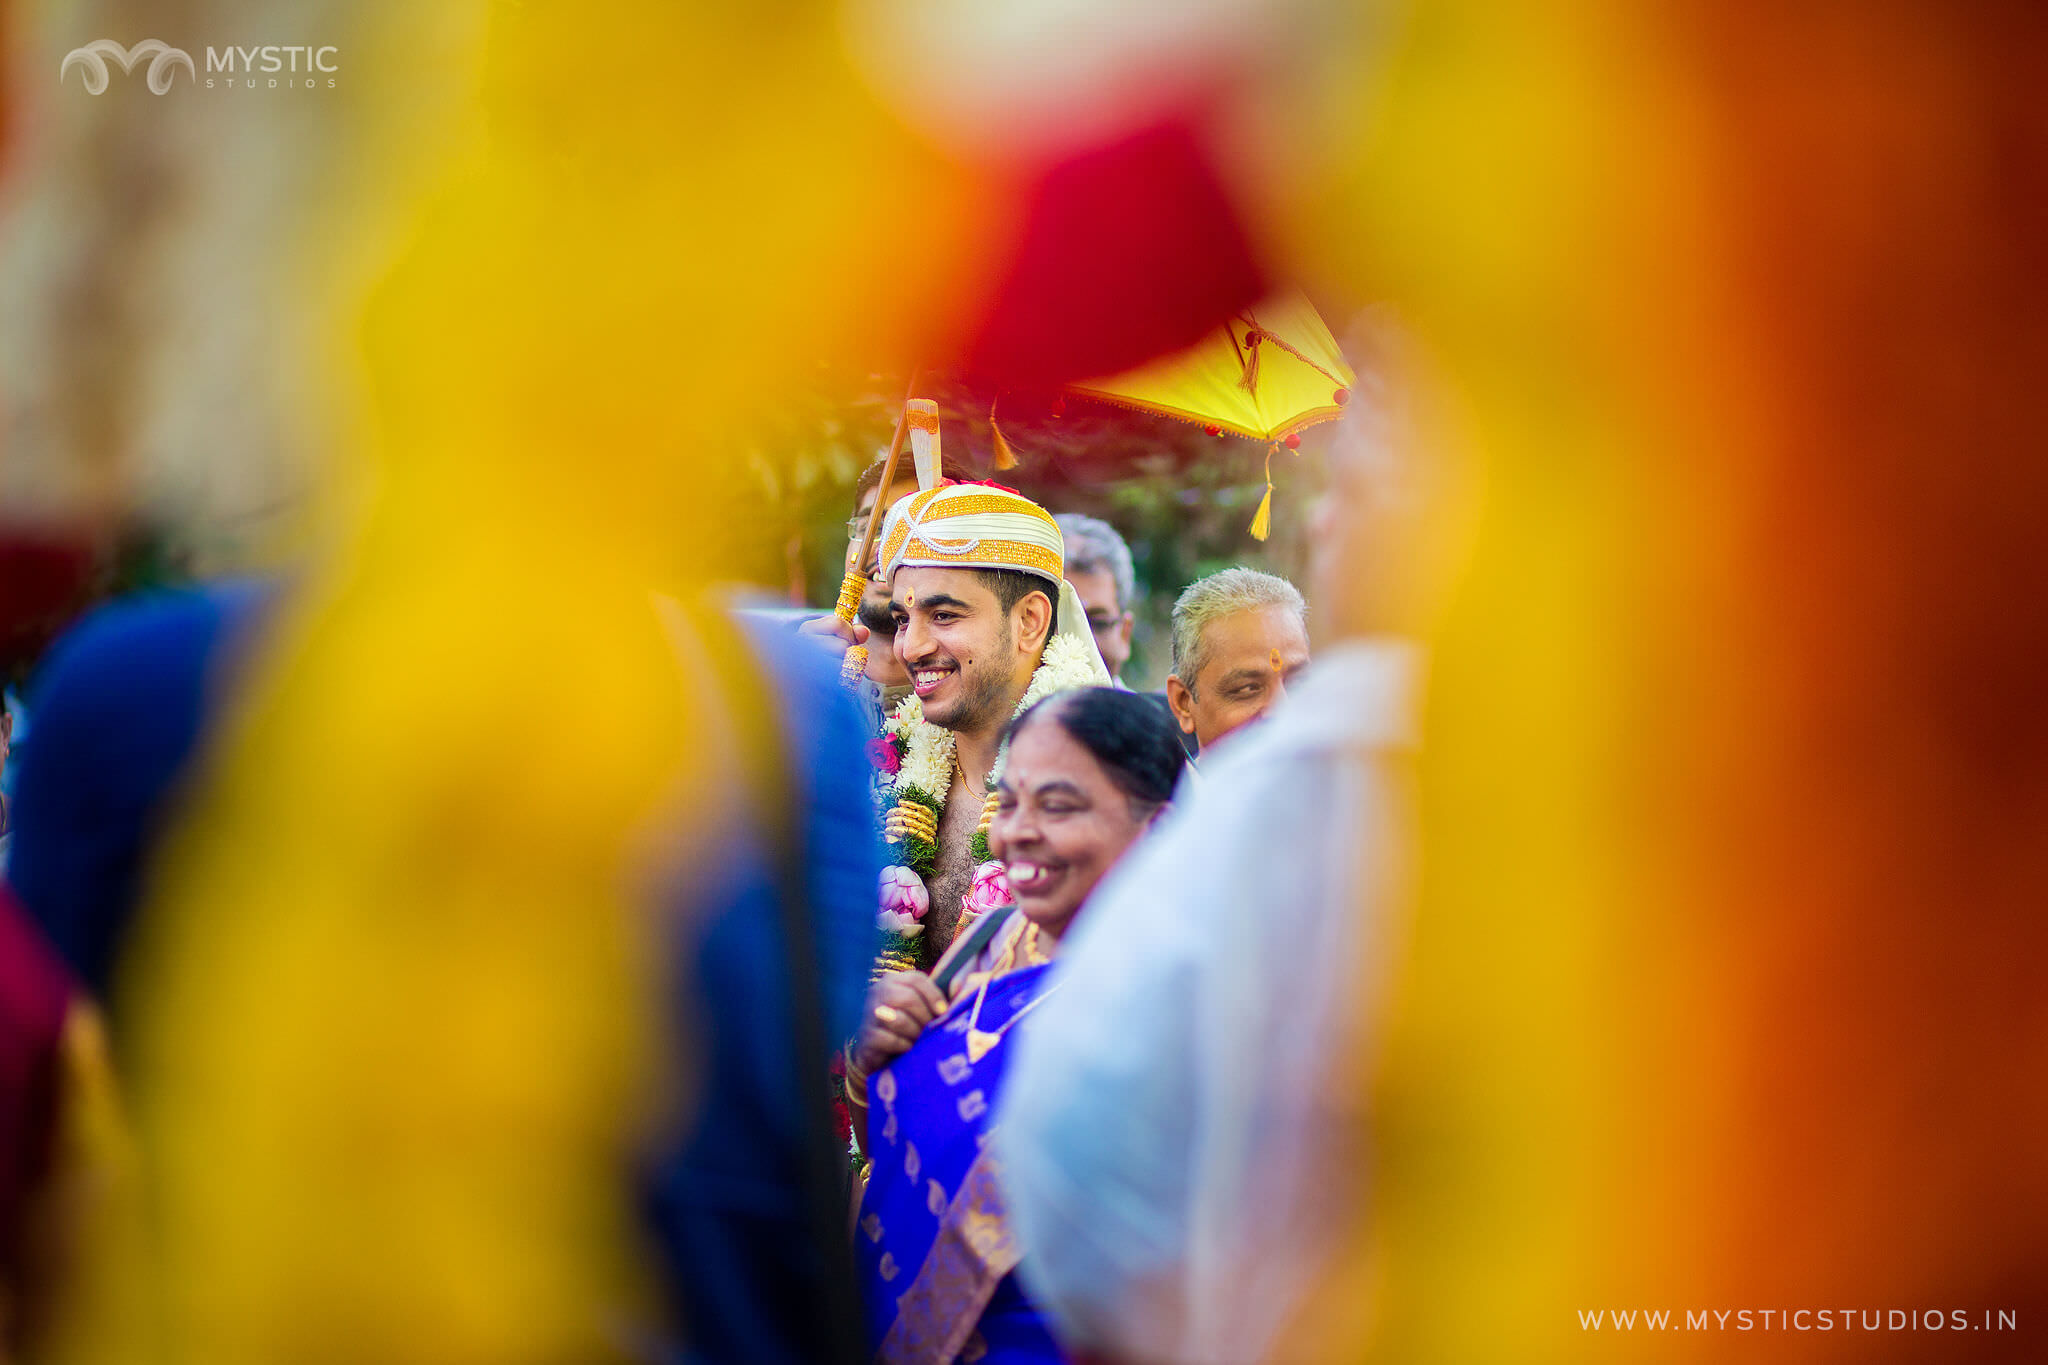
[{"xmin": 844, "ymin": 688, "xmax": 1186, "ymax": 1364}]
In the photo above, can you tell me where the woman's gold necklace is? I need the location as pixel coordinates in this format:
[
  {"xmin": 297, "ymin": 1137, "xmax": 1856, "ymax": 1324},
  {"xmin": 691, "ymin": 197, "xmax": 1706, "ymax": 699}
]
[
  {"xmin": 989, "ymin": 921, "xmax": 1051, "ymax": 976},
  {"xmin": 963, "ymin": 968, "xmax": 1060, "ymax": 1064}
]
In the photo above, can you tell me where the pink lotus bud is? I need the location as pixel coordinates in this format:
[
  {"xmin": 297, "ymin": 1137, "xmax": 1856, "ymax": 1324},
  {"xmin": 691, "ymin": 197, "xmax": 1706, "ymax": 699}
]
[
  {"xmin": 963, "ymin": 860, "xmax": 1011, "ymax": 918},
  {"xmin": 879, "ymin": 865, "xmax": 930, "ymax": 922},
  {"xmin": 878, "ymin": 909, "xmax": 924, "ymax": 936}
]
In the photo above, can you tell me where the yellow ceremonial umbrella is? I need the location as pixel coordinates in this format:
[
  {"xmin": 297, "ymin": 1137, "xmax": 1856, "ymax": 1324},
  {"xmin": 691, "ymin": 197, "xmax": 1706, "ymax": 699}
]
[{"xmin": 1067, "ymin": 289, "xmax": 1357, "ymax": 539}]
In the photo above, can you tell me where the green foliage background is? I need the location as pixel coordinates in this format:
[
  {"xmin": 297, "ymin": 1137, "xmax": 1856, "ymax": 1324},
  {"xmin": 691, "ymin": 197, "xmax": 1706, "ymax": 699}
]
[{"xmin": 727, "ymin": 371, "xmax": 1333, "ymax": 691}]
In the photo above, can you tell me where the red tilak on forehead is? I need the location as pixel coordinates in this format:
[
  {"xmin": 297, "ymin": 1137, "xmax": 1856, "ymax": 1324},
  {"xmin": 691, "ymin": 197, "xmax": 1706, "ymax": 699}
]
[{"xmin": 1271, "ymin": 647, "xmax": 1283, "ymax": 671}]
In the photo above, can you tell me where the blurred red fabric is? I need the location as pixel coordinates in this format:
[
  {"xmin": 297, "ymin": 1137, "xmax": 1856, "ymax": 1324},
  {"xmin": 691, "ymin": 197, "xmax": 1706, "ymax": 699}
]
[{"xmin": 961, "ymin": 119, "xmax": 1267, "ymax": 388}]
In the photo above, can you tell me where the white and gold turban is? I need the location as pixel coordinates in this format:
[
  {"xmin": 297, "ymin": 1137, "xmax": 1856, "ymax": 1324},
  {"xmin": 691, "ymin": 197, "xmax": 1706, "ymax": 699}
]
[
  {"xmin": 880, "ymin": 483, "xmax": 1065, "ymax": 585},
  {"xmin": 879, "ymin": 482, "xmax": 1114, "ymax": 682}
]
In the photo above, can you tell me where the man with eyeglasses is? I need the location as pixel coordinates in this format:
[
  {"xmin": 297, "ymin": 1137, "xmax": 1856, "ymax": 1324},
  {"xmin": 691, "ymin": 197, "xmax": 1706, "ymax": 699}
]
[{"xmin": 1051, "ymin": 513, "xmax": 1136, "ymax": 686}]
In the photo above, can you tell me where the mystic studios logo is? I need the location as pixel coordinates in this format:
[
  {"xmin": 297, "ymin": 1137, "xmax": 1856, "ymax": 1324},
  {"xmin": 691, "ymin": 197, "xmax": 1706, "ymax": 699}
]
[{"xmin": 61, "ymin": 39, "xmax": 339, "ymax": 94}]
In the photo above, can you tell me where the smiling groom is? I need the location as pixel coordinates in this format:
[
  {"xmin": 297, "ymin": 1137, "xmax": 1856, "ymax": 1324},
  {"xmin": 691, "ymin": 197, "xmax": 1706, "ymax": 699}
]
[{"xmin": 872, "ymin": 482, "xmax": 1111, "ymax": 969}]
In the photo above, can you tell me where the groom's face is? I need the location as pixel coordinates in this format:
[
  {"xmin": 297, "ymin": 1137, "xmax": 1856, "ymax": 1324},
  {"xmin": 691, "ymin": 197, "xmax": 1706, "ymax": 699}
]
[{"xmin": 890, "ymin": 567, "xmax": 1017, "ymax": 733}]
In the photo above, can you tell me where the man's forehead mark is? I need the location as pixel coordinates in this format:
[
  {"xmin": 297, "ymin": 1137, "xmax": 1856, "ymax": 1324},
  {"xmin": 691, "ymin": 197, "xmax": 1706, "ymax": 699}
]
[{"xmin": 1271, "ymin": 647, "xmax": 1283, "ymax": 671}]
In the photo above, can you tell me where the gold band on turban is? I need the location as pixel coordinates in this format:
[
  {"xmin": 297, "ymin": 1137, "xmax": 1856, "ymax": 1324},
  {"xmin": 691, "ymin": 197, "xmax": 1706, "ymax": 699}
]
[{"xmin": 879, "ymin": 485, "xmax": 1066, "ymax": 586}]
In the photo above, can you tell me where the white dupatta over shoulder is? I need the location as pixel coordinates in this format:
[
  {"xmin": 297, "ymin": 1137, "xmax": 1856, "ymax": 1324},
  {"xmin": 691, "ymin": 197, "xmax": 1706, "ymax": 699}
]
[{"xmin": 995, "ymin": 640, "xmax": 1420, "ymax": 1365}]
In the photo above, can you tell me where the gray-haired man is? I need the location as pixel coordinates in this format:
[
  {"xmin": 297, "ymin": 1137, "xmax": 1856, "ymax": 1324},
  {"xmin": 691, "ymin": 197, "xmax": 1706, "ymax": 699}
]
[
  {"xmin": 1165, "ymin": 567, "xmax": 1311, "ymax": 753},
  {"xmin": 1053, "ymin": 513, "xmax": 1136, "ymax": 684}
]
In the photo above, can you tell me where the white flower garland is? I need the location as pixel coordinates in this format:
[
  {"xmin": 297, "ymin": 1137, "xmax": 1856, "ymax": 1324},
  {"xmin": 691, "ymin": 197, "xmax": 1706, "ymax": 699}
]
[
  {"xmin": 872, "ymin": 631, "xmax": 1108, "ymax": 961},
  {"xmin": 889, "ymin": 696, "xmax": 956, "ymax": 802}
]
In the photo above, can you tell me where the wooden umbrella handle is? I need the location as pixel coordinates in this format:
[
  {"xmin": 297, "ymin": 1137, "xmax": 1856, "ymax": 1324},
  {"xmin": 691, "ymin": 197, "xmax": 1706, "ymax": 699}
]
[{"xmin": 837, "ymin": 369, "xmax": 921, "ymax": 685}]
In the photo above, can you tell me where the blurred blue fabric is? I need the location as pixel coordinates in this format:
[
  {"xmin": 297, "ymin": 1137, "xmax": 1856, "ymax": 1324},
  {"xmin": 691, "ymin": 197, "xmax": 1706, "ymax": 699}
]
[
  {"xmin": 8, "ymin": 587, "xmax": 877, "ymax": 1364},
  {"xmin": 635, "ymin": 619, "xmax": 880, "ymax": 1365},
  {"xmin": 6, "ymin": 583, "xmax": 270, "ymax": 1000},
  {"xmin": 1, "ymin": 687, "xmax": 27, "ymax": 804}
]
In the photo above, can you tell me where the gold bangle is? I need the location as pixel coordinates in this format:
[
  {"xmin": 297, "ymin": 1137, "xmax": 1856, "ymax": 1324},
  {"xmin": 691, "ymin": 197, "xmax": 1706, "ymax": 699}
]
[{"xmin": 844, "ymin": 1045, "xmax": 870, "ymax": 1105}]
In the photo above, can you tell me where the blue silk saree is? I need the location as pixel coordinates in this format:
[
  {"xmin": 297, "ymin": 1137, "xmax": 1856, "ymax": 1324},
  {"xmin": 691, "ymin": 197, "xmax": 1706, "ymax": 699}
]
[{"xmin": 856, "ymin": 961, "xmax": 1062, "ymax": 1364}]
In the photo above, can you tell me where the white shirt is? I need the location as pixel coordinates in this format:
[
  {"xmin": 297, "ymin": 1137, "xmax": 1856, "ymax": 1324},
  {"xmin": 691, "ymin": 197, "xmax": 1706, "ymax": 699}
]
[{"xmin": 995, "ymin": 640, "xmax": 1420, "ymax": 1364}]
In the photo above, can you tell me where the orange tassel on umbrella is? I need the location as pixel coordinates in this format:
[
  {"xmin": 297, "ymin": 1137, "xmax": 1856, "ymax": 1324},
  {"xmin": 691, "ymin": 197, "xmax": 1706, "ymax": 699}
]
[
  {"xmin": 1248, "ymin": 444, "xmax": 1277, "ymax": 542},
  {"xmin": 989, "ymin": 398, "xmax": 1020, "ymax": 471}
]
